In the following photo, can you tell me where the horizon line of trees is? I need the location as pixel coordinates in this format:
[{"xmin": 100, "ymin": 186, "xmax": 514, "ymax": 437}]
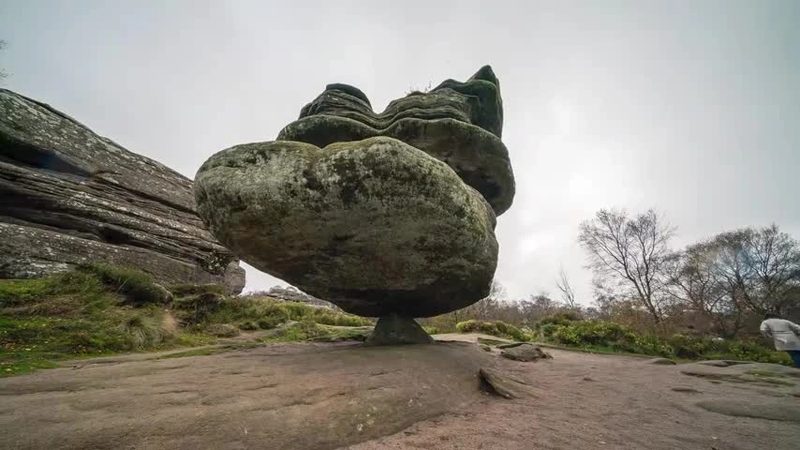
[
  {"xmin": 426, "ymin": 209, "xmax": 800, "ymax": 339},
  {"xmin": 580, "ymin": 208, "xmax": 800, "ymax": 337}
]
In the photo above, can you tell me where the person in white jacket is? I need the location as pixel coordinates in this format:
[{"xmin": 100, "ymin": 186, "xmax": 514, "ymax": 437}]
[{"xmin": 759, "ymin": 313, "xmax": 800, "ymax": 368}]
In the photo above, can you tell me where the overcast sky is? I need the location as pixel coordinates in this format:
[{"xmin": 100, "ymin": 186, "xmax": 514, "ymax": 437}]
[{"xmin": 2, "ymin": 1, "xmax": 798, "ymax": 304}]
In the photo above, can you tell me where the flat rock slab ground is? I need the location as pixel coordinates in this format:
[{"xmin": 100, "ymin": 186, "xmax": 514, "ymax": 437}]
[
  {"xmin": 0, "ymin": 341, "xmax": 493, "ymax": 450},
  {"xmin": 1, "ymin": 339, "xmax": 799, "ymax": 450},
  {"xmin": 348, "ymin": 350, "xmax": 800, "ymax": 450}
]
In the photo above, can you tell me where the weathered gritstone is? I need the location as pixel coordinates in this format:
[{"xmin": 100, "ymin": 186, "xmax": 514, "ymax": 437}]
[
  {"xmin": 278, "ymin": 66, "xmax": 515, "ymax": 215},
  {"xmin": 0, "ymin": 89, "xmax": 245, "ymax": 292},
  {"xmin": 195, "ymin": 66, "xmax": 515, "ymax": 341}
]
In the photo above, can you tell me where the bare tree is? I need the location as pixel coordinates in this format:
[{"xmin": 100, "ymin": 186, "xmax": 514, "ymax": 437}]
[
  {"xmin": 579, "ymin": 208, "xmax": 675, "ymax": 323},
  {"xmin": 714, "ymin": 225, "xmax": 800, "ymax": 316},
  {"xmin": 555, "ymin": 266, "xmax": 577, "ymax": 308},
  {"xmin": 464, "ymin": 280, "xmax": 506, "ymax": 320},
  {"xmin": 664, "ymin": 224, "xmax": 800, "ymax": 336},
  {"xmin": 665, "ymin": 245, "xmax": 742, "ymax": 337}
]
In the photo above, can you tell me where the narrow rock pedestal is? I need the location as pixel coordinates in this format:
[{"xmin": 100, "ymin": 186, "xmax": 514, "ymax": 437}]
[{"xmin": 366, "ymin": 314, "xmax": 434, "ymax": 345}]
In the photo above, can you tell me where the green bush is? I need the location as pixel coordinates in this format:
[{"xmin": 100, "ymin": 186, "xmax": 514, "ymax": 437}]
[
  {"xmin": 456, "ymin": 320, "xmax": 530, "ymax": 341},
  {"xmin": 537, "ymin": 311, "xmax": 583, "ymax": 327},
  {"xmin": 547, "ymin": 321, "xmax": 671, "ymax": 356},
  {"xmin": 423, "ymin": 326, "xmax": 440, "ymax": 335},
  {"xmin": 727, "ymin": 340, "xmax": 792, "ymax": 365},
  {"xmin": 539, "ymin": 320, "xmax": 789, "ymax": 364},
  {"xmin": 539, "ymin": 323, "xmax": 559, "ymax": 338},
  {"xmin": 665, "ymin": 334, "xmax": 719, "ymax": 359}
]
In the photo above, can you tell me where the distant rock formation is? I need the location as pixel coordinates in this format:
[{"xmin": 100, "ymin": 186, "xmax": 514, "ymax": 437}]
[
  {"xmin": 194, "ymin": 66, "xmax": 515, "ymax": 341},
  {"xmin": 0, "ymin": 89, "xmax": 245, "ymax": 293}
]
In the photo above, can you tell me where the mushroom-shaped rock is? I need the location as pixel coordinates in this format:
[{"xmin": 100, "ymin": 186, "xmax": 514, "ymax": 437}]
[{"xmin": 195, "ymin": 66, "xmax": 514, "ymax": 344}]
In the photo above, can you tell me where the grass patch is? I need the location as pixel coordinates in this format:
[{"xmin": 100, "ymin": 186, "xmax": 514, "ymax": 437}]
[
  {"xmin": 78, "ymin": 263, "xmax": 168, "ymax": 306},
  {"xmin": 310, "ymin": 326, "xmax": 373, "ymax": 342},
  {"xmin": 1, "ymin": 359, "xmax": 59, "ymax": 377},
  {"xmin": 0, "ymin": 269, "xmax": 195, "ymax": 376},
  {"xmin": 0, "ymin": 267, "xmax": 377, "ymax": 377}
]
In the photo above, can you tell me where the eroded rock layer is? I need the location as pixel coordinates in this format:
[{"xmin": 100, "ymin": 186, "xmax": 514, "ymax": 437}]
[
  {"xmin": 0, "ymin": 89, "xmax": 245, "ymax": 292},
  {"xmin": 278, "ymin": 66, "xmax": 515, "ymax": 215}
]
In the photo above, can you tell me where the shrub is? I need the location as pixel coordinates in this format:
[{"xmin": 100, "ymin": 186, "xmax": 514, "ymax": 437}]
[
  {"xmin": 539, "ymin": 323, "xmax": 559, "ymax": 339},
  {"xmin": 173, "ymin": 292, "xmax": 225, "ymax": 323},
  {"xmin": 456, "ymin": 320, "xmax": 530, "ymax": 341},
  {"xmin": 727, "ymin": 340, "xmax": 792, "ymax": 365},
  {"xmin": 257, "ymin": 317, "xmax": 284, "ymax": 330},
  {"xmin": 665, "ymin": 334, "xmax": 718, "ymax": 359},
  {"xmin": 79, "ymin": 264, "xmax": 167, "ymax": 305},
  {"xmin": 311, "ymin": 310, "xmax": 371, "ymax": 327},
  {"xmin": 207, "ymin": 296, "xmax": 370, "ymax": 328},
  {"xmin": 119, "ymin": 313, "xmax": 179, "ymax": 349},
  {"xmin": 538, "ymin": 320, "xmax": 789, "ymax": 363},
  {"xmin": 267, "ymin": 320, "xmax": 326, "ymax": 342},
  {"xmin": 423, "ymin": 326, "xmax": 440, "ymax": 335},
  {"xmin": 493, "ymin": 321, "xmax": 528, "ymax": 341},
  {"xmin": 547, "ymin": 321, "xmax": 670, "ymax": 356},
  {"xmin": 537, "ymin": 311, "xmax": 582, "ymax": 327},
  {"xmin": 456, "ymin": 319, "xmax": 483, "ymax": 333}
]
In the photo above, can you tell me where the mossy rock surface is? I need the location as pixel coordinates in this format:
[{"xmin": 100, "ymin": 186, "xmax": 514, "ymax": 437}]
[{"xmin": 195, "ymin": 136, "xmax": 498, "ymax": 317}]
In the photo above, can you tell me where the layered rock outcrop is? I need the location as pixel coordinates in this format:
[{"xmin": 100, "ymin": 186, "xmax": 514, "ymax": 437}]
[
  {"xmin": 278, "ymin": 65, "xmax": 514, "ymax": 215},
  {"xmin": 0, "ymin": 89, "xmax": 245, "ymax": 292}
]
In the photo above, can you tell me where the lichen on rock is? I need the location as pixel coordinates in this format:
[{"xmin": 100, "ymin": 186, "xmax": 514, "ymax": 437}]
[{"xmin": 195, "ymin": 136, "xmax": 498, "ymax": 318}]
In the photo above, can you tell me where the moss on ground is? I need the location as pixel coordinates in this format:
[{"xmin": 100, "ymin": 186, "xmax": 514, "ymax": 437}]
[{"xmin": 0, "ymin": 267, "xmax": 373, "ymax": 377}]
